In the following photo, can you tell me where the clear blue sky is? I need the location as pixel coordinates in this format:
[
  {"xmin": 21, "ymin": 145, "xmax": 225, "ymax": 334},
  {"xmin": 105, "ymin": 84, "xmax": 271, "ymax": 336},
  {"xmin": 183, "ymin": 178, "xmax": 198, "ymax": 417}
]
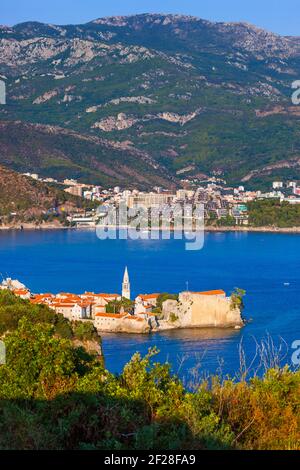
[{"xmin": 2, "ymin": 0, "xmax": 300, "ymax": 36}]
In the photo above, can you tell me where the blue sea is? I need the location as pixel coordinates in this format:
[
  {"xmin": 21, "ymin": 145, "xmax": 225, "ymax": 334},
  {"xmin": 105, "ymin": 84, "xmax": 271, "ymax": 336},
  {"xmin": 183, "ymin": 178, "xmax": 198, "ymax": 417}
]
[{"xmin": 0, "ymin": 229, "xmax": 299, "ymax": 380}]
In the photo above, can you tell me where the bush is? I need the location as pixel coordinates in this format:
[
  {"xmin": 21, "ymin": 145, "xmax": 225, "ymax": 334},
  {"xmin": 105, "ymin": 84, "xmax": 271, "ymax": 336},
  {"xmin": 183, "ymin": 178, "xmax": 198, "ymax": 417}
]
[
  {"xmin": 230, "ymin": 288, "xmax": 246, "ymax": 312},
  {"xmin": 169, "ymin": 313, "xmax": 179, "ymax": 323},
  {"xmin": 73, "ymin": 321, "xmax": 98, "ymax": 341},
  {"xmin": 0, "ymin": 291, "xmax": 299, "ymax": 450}
]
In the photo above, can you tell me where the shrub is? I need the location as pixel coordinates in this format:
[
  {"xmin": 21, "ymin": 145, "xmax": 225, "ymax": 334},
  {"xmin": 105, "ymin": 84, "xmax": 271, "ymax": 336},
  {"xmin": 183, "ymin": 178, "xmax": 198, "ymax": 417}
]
[
  {"xmin": 0, "ymin": 291, "xmax": 299, "ymax": 450},
  {"xmin": 73, "ymin": 321, "xmax": 98, "ymax": 341}
]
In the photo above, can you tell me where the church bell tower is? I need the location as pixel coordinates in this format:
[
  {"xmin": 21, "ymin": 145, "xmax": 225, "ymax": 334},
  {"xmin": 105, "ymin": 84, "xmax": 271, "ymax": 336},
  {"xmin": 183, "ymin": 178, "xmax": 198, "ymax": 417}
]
[{"xmin": 122, "ymin": 266, "xmax": 131, "ymax": 300}]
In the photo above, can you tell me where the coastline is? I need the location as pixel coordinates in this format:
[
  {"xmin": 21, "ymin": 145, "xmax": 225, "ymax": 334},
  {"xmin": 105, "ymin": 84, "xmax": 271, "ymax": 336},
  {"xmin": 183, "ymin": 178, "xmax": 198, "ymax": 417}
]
[
  {"xmin": 1, "ymin": 223, "xmax": 300, "ymax": 234},
  {"xmin": 204, "ymin": 225, "xmax": 300, "ymax": 234},
  {"xmin": 96, "ymin": 323, "xmax": 243, "ymax": 335},
  {"xmin": 0, "ymin": 223, "xmax": 71, "ymax": 231}
]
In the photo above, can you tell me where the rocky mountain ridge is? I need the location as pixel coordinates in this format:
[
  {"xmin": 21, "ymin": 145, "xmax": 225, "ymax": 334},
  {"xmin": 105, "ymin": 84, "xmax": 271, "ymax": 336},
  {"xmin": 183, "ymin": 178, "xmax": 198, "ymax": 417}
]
[{"xmin": 0, "ymin": 13, "xmax": 300, "ymax": 187}]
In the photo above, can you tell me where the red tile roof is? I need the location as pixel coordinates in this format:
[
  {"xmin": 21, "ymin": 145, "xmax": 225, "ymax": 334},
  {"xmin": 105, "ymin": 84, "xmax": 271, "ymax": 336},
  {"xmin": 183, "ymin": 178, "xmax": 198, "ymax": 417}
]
[
  {"xmin": 138, "ymin": 293, "xmax": 160, "ymax": 300},
  {"xmin": 95, "ymin": 312, "xmax": 127, "ymax": 319},
  {"xmin": 125, "ymin": 316, "xmax": 144, "ymax": 322},
  {"xmin": 197, "ymin": 290, "xmax": 226, "ymax": 296},
  {"xmin": 13, "ymin": 289, "xmax": 29, "ymax": 295}
]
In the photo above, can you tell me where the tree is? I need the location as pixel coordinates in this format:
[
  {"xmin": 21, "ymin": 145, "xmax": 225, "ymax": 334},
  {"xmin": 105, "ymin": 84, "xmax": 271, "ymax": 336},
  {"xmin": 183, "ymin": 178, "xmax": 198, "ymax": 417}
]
[
  {"xmin": 230, "ymin": 288, "xmax": 246, "ymax": 312},
  {"xmin": 0, "ymin": 318, "xmax": 78, "ymax": 399},
  {"xmin": 156, "ymin": 293, "xmax": 179, "ymax": 311},
  {"xmin": 73, "ymin": 321, "xmax": 98, "ymax": 341},
  {"xmin": 106, "ymin": 299, "xmax": 134, "ymax": 314}
]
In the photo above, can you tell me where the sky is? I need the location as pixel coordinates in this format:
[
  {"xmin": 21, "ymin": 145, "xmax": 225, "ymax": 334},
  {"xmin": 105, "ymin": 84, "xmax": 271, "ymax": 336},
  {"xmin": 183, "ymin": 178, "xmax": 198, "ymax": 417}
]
[{"xmin": 1, "ymin": 0, "xmax": 300, "ymax": 36}]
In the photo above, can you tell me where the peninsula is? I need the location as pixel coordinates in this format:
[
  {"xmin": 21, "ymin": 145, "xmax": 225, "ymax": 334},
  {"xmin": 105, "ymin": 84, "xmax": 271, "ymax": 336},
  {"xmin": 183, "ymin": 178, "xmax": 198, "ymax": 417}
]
[{"xmin": 0, "ymin": 269, "xmax": 244, "ymax": 334}]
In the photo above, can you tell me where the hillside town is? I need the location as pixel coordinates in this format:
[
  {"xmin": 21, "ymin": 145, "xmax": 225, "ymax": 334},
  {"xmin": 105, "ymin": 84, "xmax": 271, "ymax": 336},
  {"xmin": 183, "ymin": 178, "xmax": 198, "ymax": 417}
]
[
  {"xmin": 22, "ymin": 172, "xmax": 300, "ymax": 228},
  {"xmin": 0, "ymin": 268, "xmax": 244, "ymax": 334}
]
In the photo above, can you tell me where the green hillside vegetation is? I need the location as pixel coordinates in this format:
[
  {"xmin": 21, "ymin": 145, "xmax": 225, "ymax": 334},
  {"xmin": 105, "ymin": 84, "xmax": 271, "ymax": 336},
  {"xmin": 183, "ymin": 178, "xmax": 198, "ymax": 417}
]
[
  {"xmin": 0, "ymin": 121, "xmax": 174, "ymax": 189},
  {"xmin": 0, "ymin": 290, "xmax": 299, "ymax": 450},
  {"xmin": 0, "ymin": 165, "xmax": 97, "ymax": 224},
  {"xmin": 248, "ymin": 199, "xmax": 300, "ymax": 227},
  {"xmin": 206, "ymin": 200, "xmax": 300, "ymax": 228},
  {"xmin": 1, "ymin": 14, "xmax": 300, "ymax": 187}
]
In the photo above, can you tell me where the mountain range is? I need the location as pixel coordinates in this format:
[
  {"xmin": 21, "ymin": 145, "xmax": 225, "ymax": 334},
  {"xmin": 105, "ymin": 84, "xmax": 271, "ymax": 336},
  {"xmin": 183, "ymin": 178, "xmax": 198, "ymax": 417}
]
[{"xmin": 1, "ymin": 13, "xmax": 300, "ymax": 188}]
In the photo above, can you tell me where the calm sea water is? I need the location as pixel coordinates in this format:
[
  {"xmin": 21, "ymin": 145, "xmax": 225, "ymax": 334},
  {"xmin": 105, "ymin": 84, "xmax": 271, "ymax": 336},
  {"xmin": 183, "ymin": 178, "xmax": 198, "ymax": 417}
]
[{"xmin": 0, "ymin": 229, "xmax": 299, "ymax": 379}]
